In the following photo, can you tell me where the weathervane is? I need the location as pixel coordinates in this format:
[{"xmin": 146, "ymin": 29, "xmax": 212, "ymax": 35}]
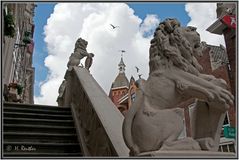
[{"xmin": 119, "ymin": 50, "xmax": 126, "ymax": 58}]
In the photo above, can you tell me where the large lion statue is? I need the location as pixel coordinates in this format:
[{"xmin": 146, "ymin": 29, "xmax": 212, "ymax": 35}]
[
  {"xmin": 122, "ymin": 18, "xmax": 234, "ymax": 156},
  {"xmin": 67, "ymin": 38, "xmax": 94, "ymax": 69}
]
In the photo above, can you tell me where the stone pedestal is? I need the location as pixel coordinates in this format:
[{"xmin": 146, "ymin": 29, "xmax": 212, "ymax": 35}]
[{"xmin": 139, "ymin": 150, "xmax": 236, "ymax": 158}]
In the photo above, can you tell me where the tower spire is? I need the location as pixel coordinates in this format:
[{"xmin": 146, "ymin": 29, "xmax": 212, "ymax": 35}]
[{"xmin": 118, "ymin": 54, "xmax": 126, "ymax": 73}]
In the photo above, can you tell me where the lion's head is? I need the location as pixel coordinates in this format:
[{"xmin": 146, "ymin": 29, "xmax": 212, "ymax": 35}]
[
  {"xmin": 149, "ymin": 18, "xmax": 203, "ymax": 76},
  {"xmin": 74, "ymin": 38, "xmax": 88, "ymax": 52}
]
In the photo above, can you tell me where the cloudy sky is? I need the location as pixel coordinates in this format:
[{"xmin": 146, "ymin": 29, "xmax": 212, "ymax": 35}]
[{"xmin": 33, "ymin": 2, "xmax": 225, "ymax": 105}]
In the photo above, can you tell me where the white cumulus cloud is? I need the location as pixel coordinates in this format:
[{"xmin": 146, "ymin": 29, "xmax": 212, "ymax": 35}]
[
  {"xmin": 34, "ymin": 3, "xmax": 158, "ymax": 105},
  {"xmin": 185, "ymin": 3, "xmax": 225, "ymax": 46},
  {"xmin": 140, "ymin": 14, "xmax": 160, "ymax": 37},
  {"xmin": 35, "ymin": 3, "xmax": 225, "ymax": 106}
]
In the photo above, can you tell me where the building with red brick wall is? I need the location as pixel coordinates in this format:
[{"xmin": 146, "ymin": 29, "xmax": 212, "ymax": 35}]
[
  {"xmin": 207, "ymin": 2, "xmax": 236, "ymax": 96},
  {"xmin": 183, "ymin": 43, "xmax": 235, "ymax": 126},
  {"xmin": 109, "ymin": 58, "xmax": 146, "ymax": 115},
  {"xmin": 205, "ymin": 3, "xmax": 236, "ymax": 152},
  {"xmin": 125, "ymin": 76, "xmax": 146, "ymax": 109},
  {"xmin": 109, "ymin": 57, "xmax": 129, "ymax": 114},
  {"xmin": 3, "ymin": 3, "xmax": 36, "ymax": 104},
  {"xmin": 127, "ymin": 76, "xmax": 137, "ymax": 108},
  {"xmin": 223, "ymin": 28, "xmax": 236, "ymax": 96},
  {"xmin": 178, "ymin": 42, "xmax": 236, "ymax": 152}
]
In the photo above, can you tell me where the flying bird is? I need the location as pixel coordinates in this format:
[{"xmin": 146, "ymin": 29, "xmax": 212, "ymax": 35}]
[
  {"xmin": 119, "ymin": 50, "xmax": 126, "ymax": 53},
  {"xmin": 135, "ymin": 66, "xmax": 139, "ymax": 73},
  {"xmin": 110, "ymin": 24, "xmax": 119, "ymax": 29},
  {"xmin": 138, "ymin": 74, "xmax": 143, "ymax": 79}
]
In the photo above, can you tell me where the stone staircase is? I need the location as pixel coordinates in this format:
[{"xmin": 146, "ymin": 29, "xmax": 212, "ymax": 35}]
[{"xmin": 3, "ymin": 102, "xmax": 83, "ymax": 157}]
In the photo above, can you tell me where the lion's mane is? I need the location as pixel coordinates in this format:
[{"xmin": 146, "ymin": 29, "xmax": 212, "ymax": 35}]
[{"xmin": 149, "ymin": 18, "xmax": 203, "ymax": 76}]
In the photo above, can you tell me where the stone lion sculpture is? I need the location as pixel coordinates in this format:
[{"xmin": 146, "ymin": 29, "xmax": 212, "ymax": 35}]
[
  {"xmin": 122, "ymin": 18, "xmax": 234, "ymax": 156},
  {"xmin": 67, "ymin": 38, "xmax": 94, "ymax": 70}
]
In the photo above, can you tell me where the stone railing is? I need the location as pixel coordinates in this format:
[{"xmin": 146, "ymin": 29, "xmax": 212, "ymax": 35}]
[{"xmin": 59, "ymin": 66, "xmax": 129, "ymax": 156}]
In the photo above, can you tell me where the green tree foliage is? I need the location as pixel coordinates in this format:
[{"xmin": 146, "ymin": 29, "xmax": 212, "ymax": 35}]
[{"xmin": 4, "ymin": 12, "xmax": 15, "ymax": 38}]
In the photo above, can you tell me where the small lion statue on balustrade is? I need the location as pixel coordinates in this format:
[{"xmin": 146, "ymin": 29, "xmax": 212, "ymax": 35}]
[
  {"xmin": 67, "ymin": 38, "xmax": 94, "ymax": 70},
  {"xmin": 122, "ymin": 18, "xmax": 234, "ymax": 156}
]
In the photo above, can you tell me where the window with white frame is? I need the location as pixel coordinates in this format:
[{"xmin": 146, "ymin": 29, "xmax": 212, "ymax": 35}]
[
  {"xmin": 223, "ymin": 112, "xmax": 230, "ymax": 127},
  {"xmin": 218, "ymin": 138, "xmax": 235, "ymax": 153},
  {"xmin": 178, "ymin": 108, "xmax": 186, "ymax": 139}
]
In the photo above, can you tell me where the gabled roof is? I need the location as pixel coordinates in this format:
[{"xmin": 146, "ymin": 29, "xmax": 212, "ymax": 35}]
[
  {"xmin": 206, "ymin": 44, "xmax": 229, "ymax": 71},
  {"xmin": 112, "ymin": 73, "xmax": 129, "ymax": 89}
]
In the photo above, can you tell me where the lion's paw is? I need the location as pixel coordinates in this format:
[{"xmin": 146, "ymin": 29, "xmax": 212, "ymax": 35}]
[
  {"xmin": 208, "ymin": 86, "xmax": 234, "ymax": 107},
  {"xmin": 212, "ymin": 78, "xmax": 228, "ymax": 89}
]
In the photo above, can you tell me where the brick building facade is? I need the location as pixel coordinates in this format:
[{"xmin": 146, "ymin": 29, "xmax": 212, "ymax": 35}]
[
  {"xmin": 3, "ymin": 3, "xmax": 36, "ymax": 104},
  {"xmin": 205, "ymin": 3, "xmax": 236, "ymax": 152},
  {"xmin": 179, "ymin": 43, "xmax": 235, "ymax": 135},
  {"xmin": 109, "ymin": 57, "xmax": 145, "ymax": 115},
  {"xmin": 207, "ymin": 2, "xmax": 236, "ymax": 96},
  {"xmin": 109, "ymin": 57, "xmax": 129, "ymax": 114}
]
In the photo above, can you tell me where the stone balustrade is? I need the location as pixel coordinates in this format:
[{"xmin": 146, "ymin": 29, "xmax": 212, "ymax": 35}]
[{"xmin": 60, "ymin": 66, "xmax": 129, "ymax": 156}]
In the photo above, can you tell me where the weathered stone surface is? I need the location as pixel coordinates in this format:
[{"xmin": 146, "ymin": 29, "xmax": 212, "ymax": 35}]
[
  {"xmin": 56, "ymin": 80, "xmax": 66, "ymax": 106},
  {"xmin": 122, "ymin": 18, "xmax": 234, "ymax": 156},
  {"xmin": 62, "ymin": 67, "xmax": 129, "ymax": 156},
  {"xmin": 139, "ymin": 150, "xmax": 235, "ymax": 158}
]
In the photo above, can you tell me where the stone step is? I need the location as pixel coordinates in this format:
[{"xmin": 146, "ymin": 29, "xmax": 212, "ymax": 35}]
[
  {"xmin": 4, "ymin": 132, "xmax": 78, "ymax": 143},
  {"xmin": 4, "ymin": 117, "xmax": 74, "ymax": 126},
  {"xmin": 4, "ymin": 112, "xmax": 73, "ymax": 120},
  {"xmin": 4, "ymin": 102, "xmax": 70, "ymax": 111},
  {"xmin": 4, "ymin": 106, "xmax": 71, "ymax": 115},
  {"xmin": 4, "ymin": 124, "xmax": 76, "ymax": 134},
  {"xmin": 3, "ymin": 103, "xmax": 82, "ymax": 157},
  {"xmin": 4, "ymin": 142, "xmax": 81, "ymax": 154}
]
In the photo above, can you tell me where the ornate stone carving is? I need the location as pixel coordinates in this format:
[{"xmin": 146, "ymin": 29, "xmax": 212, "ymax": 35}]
[
  {"xmin": 70, "ymin": 71, "xmax": 116, "ymax": 156},
  {"xmin": 67, "ymin": 38, "xmax": 94, "ymax": 70},
  {"xmin": 122, "ymin": 18, "xmax": 234, "ymax": 156}
]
